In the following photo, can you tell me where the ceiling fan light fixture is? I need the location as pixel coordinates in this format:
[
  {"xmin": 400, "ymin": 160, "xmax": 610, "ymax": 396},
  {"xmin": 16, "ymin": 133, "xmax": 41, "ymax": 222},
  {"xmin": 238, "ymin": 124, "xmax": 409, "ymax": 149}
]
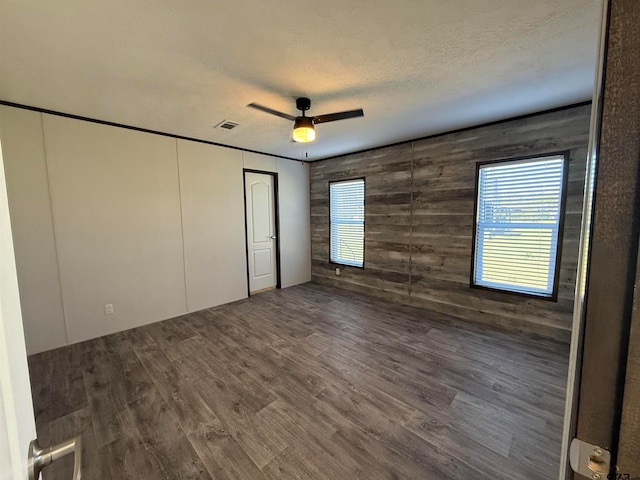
[
  {"xmin": 248, "ymin": 97, "xmax": 363, "ymax": 144},
  {"xmin": 292, "ymin": 117, "xmax": 316, "ymax": 143}
]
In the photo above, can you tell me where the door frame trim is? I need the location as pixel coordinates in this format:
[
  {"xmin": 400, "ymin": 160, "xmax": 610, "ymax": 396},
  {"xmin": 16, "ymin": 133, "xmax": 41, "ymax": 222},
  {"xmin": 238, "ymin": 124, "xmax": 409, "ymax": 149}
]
[
  {"xmin": 558, "ymin": 0, "xmax": 611, "ymax": 477},
  {"xmin": 242, "ymin": 169, "xmax": 282, "ymax": 297}
]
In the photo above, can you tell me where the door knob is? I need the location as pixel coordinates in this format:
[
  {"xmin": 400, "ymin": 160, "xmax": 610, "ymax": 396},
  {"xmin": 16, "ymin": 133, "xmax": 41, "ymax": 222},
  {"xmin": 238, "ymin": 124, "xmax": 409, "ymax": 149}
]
[
  {"xmin": 28, "ymin": 436, "xmax": 82, "ymax": 480},
  {"xmin": 270, "ymin": 235, "xmax": 277, "ymax": 239}
]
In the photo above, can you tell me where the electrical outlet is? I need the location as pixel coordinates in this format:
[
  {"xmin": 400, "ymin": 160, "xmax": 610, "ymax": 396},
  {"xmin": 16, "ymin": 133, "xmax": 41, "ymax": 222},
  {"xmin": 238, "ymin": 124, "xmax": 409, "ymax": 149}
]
[
  {"xmin": 335, "ymin": 267, "xmax": 340, "ymax": 276},
  {"xmin": 104, "ymin": 304, "xmax": 114, "ymax": 315}
]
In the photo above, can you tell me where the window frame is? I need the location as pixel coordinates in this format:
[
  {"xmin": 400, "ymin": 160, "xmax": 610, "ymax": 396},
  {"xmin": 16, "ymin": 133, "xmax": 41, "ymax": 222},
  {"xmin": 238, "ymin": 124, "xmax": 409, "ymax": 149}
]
[
  {"xmin": 469, "ymin": 152, "xmax": 570, "ymax": 301},
  {"xmin": 329, "ymin": 177, "xmax": 366, "ymax": 269}
]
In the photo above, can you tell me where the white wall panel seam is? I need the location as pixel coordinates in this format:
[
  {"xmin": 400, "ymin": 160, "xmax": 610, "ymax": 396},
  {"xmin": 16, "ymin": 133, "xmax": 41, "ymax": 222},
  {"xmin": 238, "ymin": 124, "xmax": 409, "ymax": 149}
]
[
  {"xmin": 40, "ymin": 112, "xmax": 70, "ymax": 345},
  {"xmin": 175, "ymin": 138, "xmax": 189, "ymax": 312}
]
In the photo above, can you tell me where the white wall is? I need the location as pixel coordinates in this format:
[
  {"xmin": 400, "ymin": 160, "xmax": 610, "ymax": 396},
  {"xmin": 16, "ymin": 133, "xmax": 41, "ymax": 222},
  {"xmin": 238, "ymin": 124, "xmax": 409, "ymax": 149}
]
[
  {"xmin": 0, "ymin": 107, "xmax": 67, "ymax": 352},
  {"xmin": 43, "ymin": 115, "xmax": 188, "ymax": 344},
  {"xmin": 177, "ymin": 140, "xmax": 247, "ymax": 312},
  {"xmin": 0, "ymin": 106, "xmax": 311, "ymax": 354},
  {"xmin": 243, "ymin": 151, "xmax": 278, "ymax": 172},
  {"xmin": 276, "ymin": 159, "xmax": 311, "ymax": 287}
]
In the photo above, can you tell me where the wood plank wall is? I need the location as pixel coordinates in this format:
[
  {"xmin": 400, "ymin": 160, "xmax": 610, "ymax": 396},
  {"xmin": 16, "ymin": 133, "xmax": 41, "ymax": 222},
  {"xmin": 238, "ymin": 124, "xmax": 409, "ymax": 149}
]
[{"xmin": 310, "ymin": 104, "xmax": 591, "ymax": 342}]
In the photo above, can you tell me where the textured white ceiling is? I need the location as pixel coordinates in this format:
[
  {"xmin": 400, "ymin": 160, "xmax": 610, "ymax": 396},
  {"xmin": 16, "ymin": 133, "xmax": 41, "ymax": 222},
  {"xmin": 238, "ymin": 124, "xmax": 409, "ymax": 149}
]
[{"xmin": 0, "ymin": 0, "xmax": 602, "ymax": 160}]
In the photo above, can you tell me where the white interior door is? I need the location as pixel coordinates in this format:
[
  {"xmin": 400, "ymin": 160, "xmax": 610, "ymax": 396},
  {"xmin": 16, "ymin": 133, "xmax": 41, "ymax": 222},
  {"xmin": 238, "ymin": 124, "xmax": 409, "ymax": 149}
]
[
  {"xmin": 245, "ymin": 172, "xmax": 277, "ymax": 294},
  {"xmin": 0, "ymin": 138, "xmax": 37, "ymax": 479}
]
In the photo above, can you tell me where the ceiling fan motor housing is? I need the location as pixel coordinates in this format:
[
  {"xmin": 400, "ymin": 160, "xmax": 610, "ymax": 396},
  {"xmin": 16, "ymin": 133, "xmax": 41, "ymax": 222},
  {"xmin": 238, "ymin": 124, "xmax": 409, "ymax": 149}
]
[{"xmin": 296, "ymin": 97, "xmax": 311, "ymax": 113}]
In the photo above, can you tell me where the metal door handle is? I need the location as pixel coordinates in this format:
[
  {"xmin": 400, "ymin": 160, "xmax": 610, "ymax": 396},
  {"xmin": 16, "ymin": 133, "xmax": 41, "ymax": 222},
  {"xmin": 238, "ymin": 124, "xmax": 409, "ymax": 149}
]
[
  {"xmin": 270, "ymin": 235, "xmax": 277, "ymax": 239},
  {"xmin": 28, "ymin": 435, "xmax": 82, "ymax": 480}
]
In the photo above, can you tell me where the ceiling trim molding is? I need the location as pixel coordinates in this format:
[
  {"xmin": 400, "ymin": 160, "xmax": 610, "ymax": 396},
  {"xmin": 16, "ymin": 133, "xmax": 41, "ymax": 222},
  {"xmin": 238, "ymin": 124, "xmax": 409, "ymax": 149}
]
[
  {"xmin": 0, "ymin": 99, "xmax": 303, "ymax": 163},
  {"xmin": 0, "ymin": 99, "xmax": 593, "ymax": 164},
  {"xmin": 315, "ymin": 100, "xmax": 593, "ymax": 163}
]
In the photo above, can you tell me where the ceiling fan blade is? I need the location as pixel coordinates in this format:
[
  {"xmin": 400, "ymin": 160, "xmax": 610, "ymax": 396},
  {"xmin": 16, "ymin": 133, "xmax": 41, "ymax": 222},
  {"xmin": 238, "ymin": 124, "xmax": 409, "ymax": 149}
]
[
  {"xmin": 313, "ymin": 109, "xmax": 364, "ymax": 124},
  {"xmin": 247, "ymin": 103, "xmax": 296, "ymax": 121}
]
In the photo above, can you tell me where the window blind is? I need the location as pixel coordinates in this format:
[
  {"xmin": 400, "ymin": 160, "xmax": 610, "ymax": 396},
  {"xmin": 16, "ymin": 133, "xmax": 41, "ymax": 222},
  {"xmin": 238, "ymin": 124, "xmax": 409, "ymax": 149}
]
[
  {"xmin": 473, "ymin": 155, "xmax": 566, "ymax": 297},
  {"xmin": 330, "ymin": 179, "xmax": 365, "ymax": 268}
]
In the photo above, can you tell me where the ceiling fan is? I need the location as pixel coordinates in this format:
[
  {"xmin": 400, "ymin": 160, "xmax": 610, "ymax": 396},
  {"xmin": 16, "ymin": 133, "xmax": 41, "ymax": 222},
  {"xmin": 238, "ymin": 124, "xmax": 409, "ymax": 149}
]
[{"xmin": 248, "ymin": 97, "xmax": 364, "ymax": 143}]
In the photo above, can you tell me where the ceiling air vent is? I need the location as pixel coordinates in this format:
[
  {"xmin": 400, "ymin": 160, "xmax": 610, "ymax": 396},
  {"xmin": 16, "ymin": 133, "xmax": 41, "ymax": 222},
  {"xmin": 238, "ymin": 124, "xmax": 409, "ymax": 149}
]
[{"xmin": 215, "ymin": 120, "xmax": 240, "ymax": 131}]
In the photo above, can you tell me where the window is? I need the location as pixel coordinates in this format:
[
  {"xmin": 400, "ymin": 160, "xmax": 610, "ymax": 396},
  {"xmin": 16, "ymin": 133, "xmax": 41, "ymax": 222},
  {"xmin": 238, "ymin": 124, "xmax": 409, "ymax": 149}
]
[
  {"xmin": 472, "ymin": 154, "xmax": 568, "ymax": 298},
  {"xmin": 330, "ymin": 179, "xmax": 365, "ymax": 268}
]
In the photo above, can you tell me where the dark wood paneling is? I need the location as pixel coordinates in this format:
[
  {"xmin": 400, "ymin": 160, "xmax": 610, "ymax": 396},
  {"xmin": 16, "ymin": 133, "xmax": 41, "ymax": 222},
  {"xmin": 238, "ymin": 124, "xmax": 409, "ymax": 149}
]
[{"xmin": 310, "ymin": 105, "xmax": 591, "ymax": 342}]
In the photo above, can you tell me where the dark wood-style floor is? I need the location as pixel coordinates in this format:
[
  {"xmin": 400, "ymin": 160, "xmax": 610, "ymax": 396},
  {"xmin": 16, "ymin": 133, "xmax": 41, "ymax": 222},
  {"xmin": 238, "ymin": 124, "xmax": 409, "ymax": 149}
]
[{"xmin": 28, "ymin": 283, "xmax": 570, "ymax": 480}]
